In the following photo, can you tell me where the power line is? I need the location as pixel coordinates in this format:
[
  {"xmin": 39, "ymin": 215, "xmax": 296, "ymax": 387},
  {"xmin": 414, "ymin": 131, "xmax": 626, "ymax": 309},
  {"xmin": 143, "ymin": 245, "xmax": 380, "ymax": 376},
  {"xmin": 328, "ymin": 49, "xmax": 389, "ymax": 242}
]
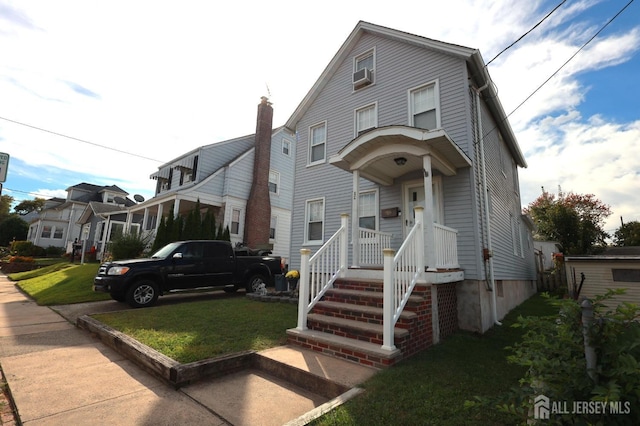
[
  {"xmin": 486, "ymin": 0, "xmax": 567, "ymax": 66},
  {"xmin": 504, "ymin": 0, "xmax": 635, "ymax": 121},
  {"xmin": 0, "ymin": 115, "xmax": 164, "ymax": 163}
]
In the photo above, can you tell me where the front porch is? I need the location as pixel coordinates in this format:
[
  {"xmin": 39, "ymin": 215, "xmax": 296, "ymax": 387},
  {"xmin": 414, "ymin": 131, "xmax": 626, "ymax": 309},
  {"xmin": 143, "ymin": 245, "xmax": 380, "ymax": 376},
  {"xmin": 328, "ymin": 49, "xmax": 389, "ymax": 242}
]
[{"xmin": 288, "ymin": 209, "xmax": 463, "ymax": 367}]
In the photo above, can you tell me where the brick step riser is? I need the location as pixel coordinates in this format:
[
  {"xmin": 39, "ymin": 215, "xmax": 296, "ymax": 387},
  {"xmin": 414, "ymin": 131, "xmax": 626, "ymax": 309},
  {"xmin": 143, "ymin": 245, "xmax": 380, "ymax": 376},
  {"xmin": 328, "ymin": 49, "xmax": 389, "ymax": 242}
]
[
  {"xmin": 307, "ymin": 319, "xmax": 409, "ymax": 349},
  {"xmin": 311, "ymin": 306, "xmax": 416, "ymax": 328}
]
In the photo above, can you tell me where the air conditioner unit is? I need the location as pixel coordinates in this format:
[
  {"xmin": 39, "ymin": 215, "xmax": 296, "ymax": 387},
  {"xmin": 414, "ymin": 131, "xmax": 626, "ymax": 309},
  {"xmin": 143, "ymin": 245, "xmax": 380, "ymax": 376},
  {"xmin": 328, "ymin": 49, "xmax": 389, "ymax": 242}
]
[{"xmin": 353, "ymin": 68, "xmax": 372, "ymax": 87}]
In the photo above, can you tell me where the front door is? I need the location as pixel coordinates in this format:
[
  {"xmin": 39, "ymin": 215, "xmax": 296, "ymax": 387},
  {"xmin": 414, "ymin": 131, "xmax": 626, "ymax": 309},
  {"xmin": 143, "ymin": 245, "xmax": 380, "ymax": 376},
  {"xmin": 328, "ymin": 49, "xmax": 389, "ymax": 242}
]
[{"xmin": 403, "ymin": 177, "xmax": 443, "ymax": 237}]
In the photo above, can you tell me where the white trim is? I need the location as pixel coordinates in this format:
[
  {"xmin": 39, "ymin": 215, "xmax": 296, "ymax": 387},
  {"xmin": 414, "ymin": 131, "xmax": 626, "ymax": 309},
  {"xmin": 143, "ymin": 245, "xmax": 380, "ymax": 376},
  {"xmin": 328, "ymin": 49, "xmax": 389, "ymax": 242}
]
[
  {"xmin": 304, "ymin": 197, "xmax": 325, "ymax": 245},
  {"xmin": 408, "ymin": 79, "xmax": 441, "ymax": 129},
  {"xmin": 354, "ymin": 102, "xmax": 378, "ymax": 138},
  {"xmin": 307, "ymin": 121, "xmax": 327, "ymax": 166}
]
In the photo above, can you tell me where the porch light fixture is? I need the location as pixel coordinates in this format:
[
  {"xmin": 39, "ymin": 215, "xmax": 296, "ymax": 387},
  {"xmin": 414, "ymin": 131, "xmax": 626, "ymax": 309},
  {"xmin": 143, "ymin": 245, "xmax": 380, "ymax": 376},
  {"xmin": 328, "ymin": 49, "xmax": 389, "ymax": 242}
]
[{"xmin": 394, "ymin": 157, "xmax": 407, "ymax": 166}]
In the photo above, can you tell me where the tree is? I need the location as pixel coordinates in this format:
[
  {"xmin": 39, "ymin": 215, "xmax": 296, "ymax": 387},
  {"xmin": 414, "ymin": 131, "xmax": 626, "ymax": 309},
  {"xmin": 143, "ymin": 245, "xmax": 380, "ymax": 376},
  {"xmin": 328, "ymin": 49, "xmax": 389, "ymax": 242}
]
[
  {"xmin": 0, "ymin": 215, "xmax": 28, "ymax": 246},
  {"xmin": 614, "ymin": 220, "xmax": 640, "ymax": 246},
  {"xmin": 524, "ymin": 189, "xmax": 611, "ymax": 255},
  {"xmin": 14, "ymin": 198, "xmax": 46, "ymax": 215},
  {"xmin": 0, "ymin": 194, "xmax": 14, "ymax": 222}
]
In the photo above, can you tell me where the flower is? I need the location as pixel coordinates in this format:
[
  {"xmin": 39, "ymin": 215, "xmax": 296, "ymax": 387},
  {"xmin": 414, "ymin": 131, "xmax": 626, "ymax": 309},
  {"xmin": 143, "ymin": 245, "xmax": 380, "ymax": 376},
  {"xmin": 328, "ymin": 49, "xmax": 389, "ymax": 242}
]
[{"xmin": 285, "ymin": 270, "xmax": 300, "ymax": 279}]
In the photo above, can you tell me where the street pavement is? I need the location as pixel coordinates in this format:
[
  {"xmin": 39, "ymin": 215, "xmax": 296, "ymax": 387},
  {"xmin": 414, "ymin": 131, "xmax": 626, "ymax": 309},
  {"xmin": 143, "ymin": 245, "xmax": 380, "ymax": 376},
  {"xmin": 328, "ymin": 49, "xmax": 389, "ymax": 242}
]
[{"xmin": 0, "ymin": 273, "xmax": 377, "ymax": 425}]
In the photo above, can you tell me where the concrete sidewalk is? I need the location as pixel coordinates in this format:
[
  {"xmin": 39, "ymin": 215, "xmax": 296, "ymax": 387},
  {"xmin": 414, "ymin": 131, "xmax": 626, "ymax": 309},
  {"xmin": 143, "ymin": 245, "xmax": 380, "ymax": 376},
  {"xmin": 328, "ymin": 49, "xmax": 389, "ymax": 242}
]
[{"xmin": 0, "ymin": 273, "xmax": 377, "ymax": 425}]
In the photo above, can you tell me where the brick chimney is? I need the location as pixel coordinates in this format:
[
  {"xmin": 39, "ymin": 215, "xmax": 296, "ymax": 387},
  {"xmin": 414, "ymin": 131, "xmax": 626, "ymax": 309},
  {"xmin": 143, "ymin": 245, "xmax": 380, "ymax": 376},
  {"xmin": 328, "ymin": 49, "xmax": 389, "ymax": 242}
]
[{"xmin": 244, "ymin": 97, "xmax": 273, "ymax": 250}]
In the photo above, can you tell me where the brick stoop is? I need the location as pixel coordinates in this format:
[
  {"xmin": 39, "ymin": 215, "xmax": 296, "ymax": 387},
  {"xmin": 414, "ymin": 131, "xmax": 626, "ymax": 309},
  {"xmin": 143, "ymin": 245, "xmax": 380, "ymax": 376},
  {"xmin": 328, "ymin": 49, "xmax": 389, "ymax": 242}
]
[{"xmin": 286, "ymin": 277, "xmax": 433, "ymax": 368}]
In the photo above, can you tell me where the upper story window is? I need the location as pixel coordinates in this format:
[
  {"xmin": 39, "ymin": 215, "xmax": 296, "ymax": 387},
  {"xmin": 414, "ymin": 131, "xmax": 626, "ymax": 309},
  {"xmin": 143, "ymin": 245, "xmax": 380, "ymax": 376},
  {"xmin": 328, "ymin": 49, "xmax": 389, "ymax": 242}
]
[
  {"xmin": 355, "ymin": 103, "xmax": 377, "ymax": 137},
  {"xmin": 308, "ymin": 122, "xmax": 327, "ymax": 165},
  {"xmin": 409, "ymin": 81, "xmax": 440, "ymax": 130},
  {"xmin": 353, "ymin": 49, "xmax": 375, "ymax": 90},
  {"xmin": 282, "ymin": 139, "xmax": 291, "ymax": 156},
  {"xmin": 269, "ymin": 170, "xmax": 279, "ymax": 194}
]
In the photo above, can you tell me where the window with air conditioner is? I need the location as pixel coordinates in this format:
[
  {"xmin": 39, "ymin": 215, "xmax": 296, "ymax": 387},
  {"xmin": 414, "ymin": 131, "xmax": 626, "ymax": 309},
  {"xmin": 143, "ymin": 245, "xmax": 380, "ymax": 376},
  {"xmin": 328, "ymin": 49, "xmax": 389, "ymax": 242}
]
[
  {"xmin": 409, "ymin": 81, "xmax": 440, "ymax": 130},
  {"xmin": 355, "ymin": 103, "xmax": 377, "ymax": 137},
  {"xmin": 353, "ymin": 49, "xmax": 375, "ymax": 89}
]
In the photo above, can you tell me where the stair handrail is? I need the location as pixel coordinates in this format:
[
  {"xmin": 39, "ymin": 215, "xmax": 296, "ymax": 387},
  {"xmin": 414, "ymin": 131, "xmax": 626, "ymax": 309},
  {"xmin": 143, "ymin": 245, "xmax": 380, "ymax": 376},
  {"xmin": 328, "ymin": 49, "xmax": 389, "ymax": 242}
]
[
  {"xmin": 382, "ymin": 207, "xmax": 424, "ymax": 350},
  {"xmin": 296, "ymin": 214, "xmax": 349, "ymax": 330}
]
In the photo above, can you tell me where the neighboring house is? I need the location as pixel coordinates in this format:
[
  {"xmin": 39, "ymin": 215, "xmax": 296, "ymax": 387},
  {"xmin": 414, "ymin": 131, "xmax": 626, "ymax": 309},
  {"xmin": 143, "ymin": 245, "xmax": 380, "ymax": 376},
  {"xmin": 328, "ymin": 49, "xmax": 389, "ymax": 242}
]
[
  {"xmin": 26, "ymin": 183, "xmax": 134, "ymax": 253},
  {"xmin": 565, "ymin": 246, "xmax": 640, "ymax": 307},
  {"xmin": 284, "ymin": 21, "xmax": 536, "ymax": 367},
  {"xmin": 111, "ymin": 98, "xmax": 296, "ymax": 263},
  {"xmin": 534, "ymin": 240, "xmax": 562, "ymax": 271}
]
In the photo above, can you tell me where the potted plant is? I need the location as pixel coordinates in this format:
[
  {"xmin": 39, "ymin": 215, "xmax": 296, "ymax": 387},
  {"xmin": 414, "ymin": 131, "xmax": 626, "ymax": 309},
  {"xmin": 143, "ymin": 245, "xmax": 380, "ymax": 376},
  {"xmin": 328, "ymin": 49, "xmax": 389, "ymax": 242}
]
[{"xmin": 285, "ymin": 269, "xmax": 300, "ymax": 293}]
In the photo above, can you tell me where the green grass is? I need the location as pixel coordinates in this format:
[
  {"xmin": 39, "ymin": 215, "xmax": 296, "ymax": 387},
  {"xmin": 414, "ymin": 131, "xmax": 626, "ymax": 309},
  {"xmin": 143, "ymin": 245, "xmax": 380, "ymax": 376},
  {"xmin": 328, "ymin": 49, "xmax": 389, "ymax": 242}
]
[
  {"xmin": 13, "ymin": 263, "xmax": 109, "ymax": 305},
  {"xmin": 311, "ymin": 294, "xmax": 558, "ymax": 426},
  {"xmin": 92, "ymin": 298, "xmax": 297, "ymax": 363}
]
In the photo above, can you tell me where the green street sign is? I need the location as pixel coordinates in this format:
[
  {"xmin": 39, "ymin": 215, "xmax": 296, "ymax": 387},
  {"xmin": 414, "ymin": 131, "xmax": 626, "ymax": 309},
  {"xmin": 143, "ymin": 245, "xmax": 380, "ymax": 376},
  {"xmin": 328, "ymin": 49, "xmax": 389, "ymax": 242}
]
[{"xmin": 0, "ymin": 152, "xmax": 8, "ymax": 183}]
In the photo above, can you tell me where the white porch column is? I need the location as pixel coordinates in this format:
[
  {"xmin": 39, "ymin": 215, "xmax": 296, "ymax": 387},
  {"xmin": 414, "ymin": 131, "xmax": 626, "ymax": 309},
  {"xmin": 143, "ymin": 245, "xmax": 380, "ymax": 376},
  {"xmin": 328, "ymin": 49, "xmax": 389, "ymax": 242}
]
[
  {"xmin": 422, "ymin": 155, "xmax": 437, "ymax": 271},
  {"xmin": 125, "ymin": 210, "xmax": 133, "ymax": 234},
  {"xmin": 351, "ymin": 170, "xmax": 360, "ymax": 267},
  {"xmin": 155, "ymin": 204, "xmax": 164, "ymax": 232},
  {"xmin": 296, "ymin": 248, "xmax": 311, "ymax": 330},
  {"xmin": 142, "ymin": 208, "xmax": 149, "ymax": 231},
  {"xmin": 173, "ymin": 198, "xmax": 181, "ymax": 218}
]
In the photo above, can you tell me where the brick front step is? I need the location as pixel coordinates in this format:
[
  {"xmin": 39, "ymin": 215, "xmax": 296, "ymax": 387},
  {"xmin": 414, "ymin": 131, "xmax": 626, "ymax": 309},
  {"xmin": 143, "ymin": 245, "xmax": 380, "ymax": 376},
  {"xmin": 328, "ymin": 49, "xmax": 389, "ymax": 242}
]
[
  {"xmin": 286, "ymin": 328, "xmax": 401, "ymax": 369},
  {"xmin": 307, "ymin": 313, "xmax": 409, "ymax": 346},
  {"xmin": 312, "ymin": 300, "xmax": 417, "ymax": 326},
  {"xmin": 322, "ymin": 288, "xmax": 425, "ymax": 310}
]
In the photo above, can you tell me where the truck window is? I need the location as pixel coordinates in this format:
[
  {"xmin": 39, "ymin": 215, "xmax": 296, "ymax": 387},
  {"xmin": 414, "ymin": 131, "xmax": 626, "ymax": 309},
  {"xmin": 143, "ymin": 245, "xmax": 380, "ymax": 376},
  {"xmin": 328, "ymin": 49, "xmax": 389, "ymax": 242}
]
[
  {"xmin": 204, "ymin": 243, "xmax": 231, "ymax": 259},
  {"xmin": 182, "ymin": 242, "xmax": 204, "ymax": 259}
]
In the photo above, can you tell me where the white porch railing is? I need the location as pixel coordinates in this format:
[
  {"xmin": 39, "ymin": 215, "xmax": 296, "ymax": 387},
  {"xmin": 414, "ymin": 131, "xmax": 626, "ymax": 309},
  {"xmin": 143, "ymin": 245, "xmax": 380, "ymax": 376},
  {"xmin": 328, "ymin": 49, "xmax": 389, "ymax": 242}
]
[
  {"xmin": 434, "ymin": 223, "xmax": 459, "ymax": 269},
  {"xmin": 382, "ymin": 207, "xmax": 425, "ymax": 351},
  {"xmin": 296, "ymin": 214, "xmax": 349, "ymax": 330},
  {"xmin": 358, "ymin": 228, "xmax": 393, "ymax": 266}
]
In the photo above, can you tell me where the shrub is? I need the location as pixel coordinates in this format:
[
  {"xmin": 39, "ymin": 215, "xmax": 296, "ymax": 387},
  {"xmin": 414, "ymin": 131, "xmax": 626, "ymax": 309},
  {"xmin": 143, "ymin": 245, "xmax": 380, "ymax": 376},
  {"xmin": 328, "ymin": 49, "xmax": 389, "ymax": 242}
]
[
  {"xmin": 45, "ymin": 245, "xmax": 65, "ymax": 256},
  {"xmin": 108, "ymin": 232, "xmax": 149, "ymax": 260},
  {"xmin": 467, "ymin": 290, "xmax": 640, "ymax": 424},
  {"xmin": 9, "ymin": 255, "xmax": 35, "ymax": 263}
]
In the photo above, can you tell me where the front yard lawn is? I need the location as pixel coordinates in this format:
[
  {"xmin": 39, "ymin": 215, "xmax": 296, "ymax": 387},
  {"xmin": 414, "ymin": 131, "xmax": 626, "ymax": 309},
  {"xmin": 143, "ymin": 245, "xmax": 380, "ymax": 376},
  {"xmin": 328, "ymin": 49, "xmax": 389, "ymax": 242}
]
[{"xmin": 92, "ymin": 298, "xmax": 298, "ymax": 363}]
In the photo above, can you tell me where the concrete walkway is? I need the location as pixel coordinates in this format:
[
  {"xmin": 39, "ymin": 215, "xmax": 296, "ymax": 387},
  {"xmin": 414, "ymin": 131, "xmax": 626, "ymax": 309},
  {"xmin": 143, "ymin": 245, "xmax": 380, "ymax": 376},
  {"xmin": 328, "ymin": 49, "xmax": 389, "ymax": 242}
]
[{"xmin": 0, "ymin": 273, "xmax": 377, "ymax": 425}]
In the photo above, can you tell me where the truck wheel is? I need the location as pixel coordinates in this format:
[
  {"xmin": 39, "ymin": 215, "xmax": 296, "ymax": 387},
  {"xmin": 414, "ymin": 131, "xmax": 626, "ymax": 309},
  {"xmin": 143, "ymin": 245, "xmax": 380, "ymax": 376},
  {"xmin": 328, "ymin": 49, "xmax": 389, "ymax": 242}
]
[
  {"xmin": 245, "ymin": 274, "xmax": 267, "ymax": 293},
  {"xmin": 126, "ymin": 279, "xmax": 159, "ymax": 308}
]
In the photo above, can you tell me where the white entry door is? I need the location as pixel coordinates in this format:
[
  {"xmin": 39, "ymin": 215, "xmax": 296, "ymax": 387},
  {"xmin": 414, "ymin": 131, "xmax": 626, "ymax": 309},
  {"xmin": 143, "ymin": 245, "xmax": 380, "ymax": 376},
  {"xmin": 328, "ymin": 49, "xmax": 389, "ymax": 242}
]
[{"xmin": 403, "ymin": 177, "xmax": 443, "ymax": 236}]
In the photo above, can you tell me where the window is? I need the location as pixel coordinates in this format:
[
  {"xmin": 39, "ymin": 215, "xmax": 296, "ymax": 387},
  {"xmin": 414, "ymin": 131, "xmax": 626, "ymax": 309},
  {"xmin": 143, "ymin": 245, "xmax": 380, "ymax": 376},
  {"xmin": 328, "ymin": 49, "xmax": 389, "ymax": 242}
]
[
  {"xmin": 269, "ymin": 170, "xmax": 279, "ymax": 194},
  {"xmin": 308, "ymin": 122, "xmax": 326, "ymax": 165},
  {"xmin": 231, "ymin": 208, "xmax": 241, "ymax": 235},
  {"xmin": 305, "ymin": 198, "xmax": 324, "ymax": 243},
  {"xmin": 353, "ymin": 49, "xmax": 375, "ymax": 88},
  {"xmin": 355, "ymin": 103, "xmax": 377, "ymax": 137},
  {"xmin": 53, "ymin": 226, "xmax": 63, "ymax": 239},
  {"xmin": 270, "ymin": 216, "xmax": 277, "ymax": 240},
  {"xmin": 359, "ymin": 191, "xmax": 377, "ymax": 230},
  {"xmin": 409, "ymin": 82, "xmax": 439, "ymax": 130},
  {"xmin": 41, "ymin": 226, "xmax": 51, "ymax": 238},
  {"xmin": 282, "ymin": 139, "xmax": 291, "ymax": 156}
]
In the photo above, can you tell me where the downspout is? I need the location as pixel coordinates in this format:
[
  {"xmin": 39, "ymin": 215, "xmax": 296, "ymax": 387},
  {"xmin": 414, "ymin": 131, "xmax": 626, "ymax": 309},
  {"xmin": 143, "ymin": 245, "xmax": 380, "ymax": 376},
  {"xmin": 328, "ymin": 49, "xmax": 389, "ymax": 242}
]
[{"xmin": 474, "ymin": 82, "xmax": 501, "ymax": 327}]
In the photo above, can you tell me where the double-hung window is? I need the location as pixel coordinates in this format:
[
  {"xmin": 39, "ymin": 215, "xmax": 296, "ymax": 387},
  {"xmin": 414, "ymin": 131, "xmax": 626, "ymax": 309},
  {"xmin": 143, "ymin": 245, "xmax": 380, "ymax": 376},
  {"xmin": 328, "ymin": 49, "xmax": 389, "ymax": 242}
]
[
  {"xmin": 355, "ymin": 103, "xmax": 377, "ymax": 137},
  {"xmin": 269, "ymin": 170, "xmax": 279, "ymax": 194},
  {"xmin": 282, "ymin": 139, "xmax": 291, "ymax": 156},
  {"xmin": 359, "ymin": 191, "xmax": 377, "ymax": 230},
  {"xmin": 231, "ymin": 208, "xmax": 241, "ymax": 235},
  {"xmin": 409, "ymin": 82, "xmax": 439, "ymax": 130},
  {"xmin": 308, "ymin": 122, "xmax": 326, "ymax": 165},
  {"xmin": 305, "ymin": 198, "xmax": 324, "ymax": 244},
  {"xmin": 353, "ymin": 49, "xmax": 375, "ymax": 89},
  {"xmin": 270, "ymin": 216, "xmax": 277, "ymax": 240}
]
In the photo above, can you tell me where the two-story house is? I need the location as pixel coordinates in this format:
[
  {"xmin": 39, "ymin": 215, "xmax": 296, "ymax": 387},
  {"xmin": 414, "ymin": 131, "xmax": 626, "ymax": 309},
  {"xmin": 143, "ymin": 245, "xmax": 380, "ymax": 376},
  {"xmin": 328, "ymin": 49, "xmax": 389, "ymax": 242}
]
[
  {"xmin": 107, "ymin": 98, "xmax": 296, "ymax": 263},
  {"xmin": 284, "ymin": 21, "xmax": 536, "ymax": 367},
  {"xmin": 27, "ymin": 183, "xmax": 134, "ymax": 253}
]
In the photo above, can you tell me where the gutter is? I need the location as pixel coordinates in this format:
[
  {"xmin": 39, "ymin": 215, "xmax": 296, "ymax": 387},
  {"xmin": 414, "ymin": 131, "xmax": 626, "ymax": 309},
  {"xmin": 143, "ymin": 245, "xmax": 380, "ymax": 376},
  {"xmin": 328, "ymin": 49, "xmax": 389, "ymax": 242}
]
[{"xmin": 474, "ymin": 80, "xmax": 501, "ymax": 327}]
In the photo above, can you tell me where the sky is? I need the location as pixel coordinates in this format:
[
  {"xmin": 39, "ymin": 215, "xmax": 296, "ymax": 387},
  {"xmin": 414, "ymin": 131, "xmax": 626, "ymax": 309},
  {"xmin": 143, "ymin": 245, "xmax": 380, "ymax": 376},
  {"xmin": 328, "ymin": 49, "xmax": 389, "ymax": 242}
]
[{"xmin": 1, "ymin": 0, "xmax": 638, "ymax": 236}]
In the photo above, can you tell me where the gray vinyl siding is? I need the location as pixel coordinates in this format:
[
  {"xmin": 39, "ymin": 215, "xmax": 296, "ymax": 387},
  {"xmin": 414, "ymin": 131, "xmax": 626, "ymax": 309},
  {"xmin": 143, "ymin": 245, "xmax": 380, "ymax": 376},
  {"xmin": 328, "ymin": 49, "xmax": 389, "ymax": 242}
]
[
  {"xmin": 269, "ymin": 129, "xmax": 296, "ymax": 211},
  {"xmin": 479, "ymin": 100, "xmax": 536, "ymax": 280},
  {"xmin": 289, "ymin": 33, "xmax": 476, "ymax": 269},
  {"xmin": 197, "ymin": 136, "xmax": 255, "ymax": 178}
]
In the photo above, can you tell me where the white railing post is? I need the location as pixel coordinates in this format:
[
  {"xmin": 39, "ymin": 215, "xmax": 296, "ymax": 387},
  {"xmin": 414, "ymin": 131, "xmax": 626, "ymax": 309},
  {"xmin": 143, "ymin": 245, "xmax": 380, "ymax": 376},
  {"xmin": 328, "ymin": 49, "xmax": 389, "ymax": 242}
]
[
  {"xmin": 296, "ymin": 248, "xmax": 311, "ymax": 330},
  {"xmin": 382, "ymin": 248, "xmax": 396, "ymax": 351},
  {"xmin": 340, "ymin": 213, "xmax": 349, "ymax": 275},
  {"xmin": 414, "ymin": 206, "xmax": 425, "ymax": 276}
]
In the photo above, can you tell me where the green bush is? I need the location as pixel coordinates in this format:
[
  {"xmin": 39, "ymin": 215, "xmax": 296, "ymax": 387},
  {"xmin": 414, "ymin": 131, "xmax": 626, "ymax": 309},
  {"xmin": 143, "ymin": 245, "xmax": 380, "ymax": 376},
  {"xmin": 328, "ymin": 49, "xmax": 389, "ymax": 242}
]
[
  {"xmin": 108, "ymin": 232, "xmax": 149, "ymax": 260},
  {"xmin": 468, "ymin": 290, "xmax": 640, "ymax": 424},
  {"xmin": 10, "ymin": 240, "xmax": 45, "ymax": 256},
  {"xmin": 45, "ymin": 245, "xmax": 65, "ymax": 256}
]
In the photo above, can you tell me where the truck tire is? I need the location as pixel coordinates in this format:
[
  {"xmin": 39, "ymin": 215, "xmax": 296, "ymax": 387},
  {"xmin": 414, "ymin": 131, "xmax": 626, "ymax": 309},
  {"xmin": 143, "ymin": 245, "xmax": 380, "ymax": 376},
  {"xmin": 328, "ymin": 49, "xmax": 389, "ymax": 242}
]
[
  {"xmin": 245, "ymin": 274, "xmax": 267, "ymax": 293},
  {"xmin": 126, "ymin": 279, "xmax": 159, "ymax": 308}
]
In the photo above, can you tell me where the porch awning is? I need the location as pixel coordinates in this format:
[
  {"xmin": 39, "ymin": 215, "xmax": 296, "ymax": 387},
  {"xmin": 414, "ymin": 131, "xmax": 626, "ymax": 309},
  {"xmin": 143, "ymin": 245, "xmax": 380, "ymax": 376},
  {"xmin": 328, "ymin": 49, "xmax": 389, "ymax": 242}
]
[
  {"xmin": 173, "ymin": 155, "xmax": 196, "ymax": 170},
  {"xmin": 329, "ymin": 125, "xmax": 472, "ymax": 186},
  {"xmin": 150, "ymin": 167, "xmax": 171, "ymax": 180}
]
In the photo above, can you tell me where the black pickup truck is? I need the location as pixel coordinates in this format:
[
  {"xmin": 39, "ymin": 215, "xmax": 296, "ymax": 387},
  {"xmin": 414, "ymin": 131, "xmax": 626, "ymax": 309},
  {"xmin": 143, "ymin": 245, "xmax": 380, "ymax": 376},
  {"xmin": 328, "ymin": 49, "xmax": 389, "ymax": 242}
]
[{"xmin": 93, "ymin": 240, "xmax": 283, "ymax": 308}]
